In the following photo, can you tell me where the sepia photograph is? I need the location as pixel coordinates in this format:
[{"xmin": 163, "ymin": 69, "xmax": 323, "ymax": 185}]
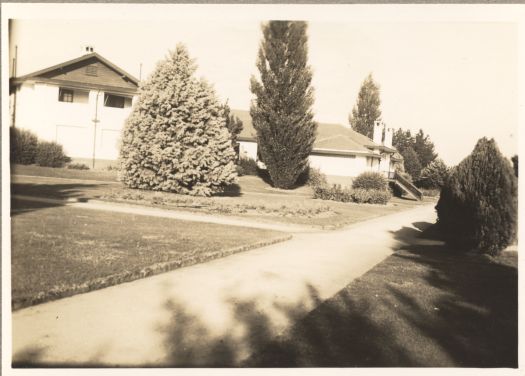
[{"xmin": 2, "ymin": 3, "xmax": 522, "ymax": 373}]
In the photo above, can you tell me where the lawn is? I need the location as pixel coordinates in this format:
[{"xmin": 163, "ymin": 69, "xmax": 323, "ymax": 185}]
[
  {"xmin": 11, "ymin": 199, "xmax": 289, "ymax": 310},
  {"xmin": 246, "ymin": 224, "xmax": 518, "ymax": 367},
  {"xmin": 12, "ymin": 166, "xmax": 431, "ymax": 229},
  {"xmin": 12, "ymin": 164, "xmax": 119, "ymax": 182}
]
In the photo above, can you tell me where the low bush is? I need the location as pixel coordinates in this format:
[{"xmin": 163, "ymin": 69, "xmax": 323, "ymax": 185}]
[
  {"xmin": 10, "ymin": 127, "xmax": 38, "ymax": 165},
  {"xmin": 237, "ymin": 157, "xmax": 259, "ymax": 176},
  {"xmin": 313, "ymin": 184, "xmax": 391, "ymax": 205},
  {"xmin": 352, "ymin": 188, "xmax": 392, "ymax": 205},
  {"xmin": 35, "ymin": 141, "xmax": 71, "ymax": 168},
  {"xmin": 67, "ymin": 163, "xmax": 90, "ymax": 170},
  {"xmin": 352, "ymin": 171, "xmax": 387, "ymax": 191},
  {"xmin": 313, "ymin": 184, "xmax": 353, "ymax": 202}
]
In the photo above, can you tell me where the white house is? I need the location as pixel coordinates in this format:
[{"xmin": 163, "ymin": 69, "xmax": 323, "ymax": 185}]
[
  {"xmin": 232, "ymin": 109, "xmax": 403, "ymax": 185},
  {"xmin": 9, "ymin": 48, "xmax": 139, "ymax": 165}
]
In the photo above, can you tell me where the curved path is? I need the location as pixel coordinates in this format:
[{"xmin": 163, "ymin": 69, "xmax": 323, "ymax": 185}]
[{"xmin": 12, "ymin": 203, "xmax": 436, "ymax": 367}]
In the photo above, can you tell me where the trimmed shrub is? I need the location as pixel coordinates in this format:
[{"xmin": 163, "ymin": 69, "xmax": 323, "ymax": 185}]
[
  {"xmin": 67, "ymin": 163, "xmax": 90, "ymax": 170},
  {"xmin": 313, "ymin": 184, "xmax": 391, "ymax": 205},
  {"xmin": 10, "ymin": 127, "xmax": 38, "ymax": 165},
  {"xmin": 352, "ymin": 188, "xmax": 392, "ymax": 205},
  {"xmin": 119, "ymin": 44, "xmax": 237, "ymax": 196},
  {"xmin": 352, "ymin": 171, "xmax": 387, "ymax": 191},
  {"xmin": 35, "ymin": 141, "xmax": 71, "ymax": 168},
  {"xmin": 436, "ymin": 138, "xmax": 517, "ymax": 255},
  {"xmin": 237, "ymin": 157, "xmax": 259, "ymax": 176}
]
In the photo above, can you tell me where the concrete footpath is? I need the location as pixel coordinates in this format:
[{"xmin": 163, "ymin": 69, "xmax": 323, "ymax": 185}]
[{"xmin": 12, "ymin": 203, "xmax": 436, "ymax": 367}]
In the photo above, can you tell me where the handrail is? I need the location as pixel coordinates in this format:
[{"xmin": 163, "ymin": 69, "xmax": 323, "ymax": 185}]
[{"xmin": 394, "ymin": 171, "xmax": 423, "ymax": 200}]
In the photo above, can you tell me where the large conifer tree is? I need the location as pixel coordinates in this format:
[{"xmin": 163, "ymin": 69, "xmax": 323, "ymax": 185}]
[
  {"xmin": 349, "ymin": 74, "xmax": 382, "ymax": 139},
  {"xmin": 250, "ymin": 21, "xmax": 317, "ymax": 189},
  {"xmin": 119, "ymin": 44, "xmax": 237, "ymax": 196}
]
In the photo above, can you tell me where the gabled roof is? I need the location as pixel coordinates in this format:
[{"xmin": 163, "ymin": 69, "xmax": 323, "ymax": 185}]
[
  {"xmin": 13, "ymin": 52, "xmax": 139, "ymax": 85},
  {"xmin": 233, "ymin": 109, "xmax": 395, "ymax": 156}
]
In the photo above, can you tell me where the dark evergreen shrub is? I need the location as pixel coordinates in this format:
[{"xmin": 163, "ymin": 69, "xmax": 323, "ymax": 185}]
[
  {"xmin": 10, "ymin": 127, "xmax": 38, "ymax": 165},
  {"xmin": 435, "ymin": 138, "xmax": 517, "ymax": 255},
  {"xmin": 35, "ymin": 141, "xmax": 71, "ymax": 168},
  {"xmin": 352, "ymin": 171, "xmax": 387, "ymax": 190}
]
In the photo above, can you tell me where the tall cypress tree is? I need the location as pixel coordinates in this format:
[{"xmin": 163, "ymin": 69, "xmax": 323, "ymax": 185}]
[
  {"xmin": 250, "ymin": 21, "xmax": 317, "ymax": 189},
  {"xmin": 349, "ymin": 74, "xmax": 382, "ymax": 139}
]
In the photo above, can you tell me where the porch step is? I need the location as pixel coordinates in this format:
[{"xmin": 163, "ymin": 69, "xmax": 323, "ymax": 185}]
[{"xmin": 390, "ymin": 172, "xmax": 423, "ymax": 200}]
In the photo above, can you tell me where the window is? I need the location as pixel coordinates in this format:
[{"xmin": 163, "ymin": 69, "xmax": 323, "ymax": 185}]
[
  {"xmin": 104, "ymin": 93, "xmax": 125, "ymax": 108},
  {"xmin": 85, "ymin": 65, "xmax": 98, "ymax": 76},
  {"xmin": 58, "ymin": 88, "xmax": 74, "ymax": 103}
]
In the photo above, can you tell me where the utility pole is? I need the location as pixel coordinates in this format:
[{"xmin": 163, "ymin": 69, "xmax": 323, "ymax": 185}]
[
  {"xmin": 139, "ymin": 63, "xmax": 142, "ymax": 81},
  {"xmin": 92, "ymin": 90, "xmax": 101, "ymax": 169}
]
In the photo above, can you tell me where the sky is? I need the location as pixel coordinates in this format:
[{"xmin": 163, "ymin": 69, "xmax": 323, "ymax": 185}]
[{"xmin": 8, "ymin": 14, "xmax": 519, "ymax": 166}]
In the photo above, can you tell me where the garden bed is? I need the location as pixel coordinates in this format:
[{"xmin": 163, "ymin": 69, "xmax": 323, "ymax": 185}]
[{"xmin": 12, "ymin": 168, "xmax": 431, "ymax": 230}]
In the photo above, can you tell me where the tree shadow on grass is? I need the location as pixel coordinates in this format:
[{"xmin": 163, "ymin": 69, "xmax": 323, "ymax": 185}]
[
  {"xmin": 386, "ymin": 223, "xmax": 518, "ymax": 367},
  {"xmin": 11, "ymin": 182, "xmax": 103, "ymax": 215},
  {"xmin": 213, "ymin": 183, "xmax": 242, "ymax": 197},
  {"xmin": 246, "ymin": 223, "xmax": 517, "ymax": 367}
]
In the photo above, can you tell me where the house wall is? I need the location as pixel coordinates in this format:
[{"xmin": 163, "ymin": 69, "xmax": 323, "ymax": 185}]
[
  {"xmin": 309, "ymin": 153, "xmax": 371, "ymax": 177},
  {"xmin": 13, "ymin": 82, "xmax": 135, "ymax": 161},
  {"xmin": 237, "ymin": 140, "xmax": 384, "ymax": 179},
  {"xmin": 379, "ymin": 153, "xmax": 392, "ymax": 175},
  {"xmin": 238, "ymin": 140, "xmax": 258, "ymax": 161}
]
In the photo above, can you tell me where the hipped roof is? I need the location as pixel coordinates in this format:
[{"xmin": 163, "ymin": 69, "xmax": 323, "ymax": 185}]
[{"xmin": 233, "ymin": 109, "xmax": 397, "ymax": 156}]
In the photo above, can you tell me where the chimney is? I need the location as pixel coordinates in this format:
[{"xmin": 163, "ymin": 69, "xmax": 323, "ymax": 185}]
[
  {"xmin": 82, "ymin": 45, "xmax": 95, "ymax": 54},
  {"xmin": 373, "ymin": 120, "xmax": 383, "ymax": 144},
  {"xmin": 384, "ymin": 126, "xmax": 393, "ymax": 148}
]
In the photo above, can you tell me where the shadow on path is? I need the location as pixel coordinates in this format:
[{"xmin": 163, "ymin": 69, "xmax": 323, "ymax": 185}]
[
  {"xmin": 246, "ymin": 222, "xmax": 518, "ymax": 367},
  {"xmin": 12, "ymin": 221, "xmax": 517, "ymax": 368}
]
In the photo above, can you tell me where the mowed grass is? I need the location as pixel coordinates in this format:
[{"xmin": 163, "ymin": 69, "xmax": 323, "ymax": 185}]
[
  {"xmin": 247, "ymin": 225, "xmax": 518, "ymax": 367},
  {"xmin": 12, "ymin": 164, "xmax": 119, "ymax": 182},
  {"xmin": 11, "ymin": 199, "xmax": 288, "ymax": 309}
]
